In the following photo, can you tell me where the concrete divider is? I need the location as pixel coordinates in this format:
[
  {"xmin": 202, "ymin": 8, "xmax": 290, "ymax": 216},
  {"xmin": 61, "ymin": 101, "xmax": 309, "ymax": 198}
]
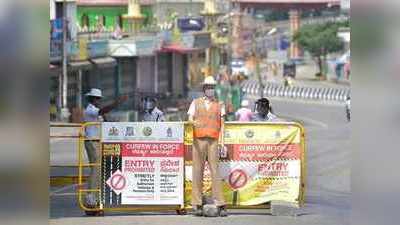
[{"xmin": 241, "ymin": 81, "xmax": 350, "ymax": 102}]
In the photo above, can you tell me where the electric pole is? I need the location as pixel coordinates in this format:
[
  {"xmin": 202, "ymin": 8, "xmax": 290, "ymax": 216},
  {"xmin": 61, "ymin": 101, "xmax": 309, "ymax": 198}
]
[{"xmin": 60, "ymin": 0, "xmax": 71, "ymax": 121}]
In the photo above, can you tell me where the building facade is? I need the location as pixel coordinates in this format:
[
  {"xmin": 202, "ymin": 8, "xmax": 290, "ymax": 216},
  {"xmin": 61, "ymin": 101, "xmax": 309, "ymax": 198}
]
[
  {"xmin": 50, "ymin": 0, "xmax": 217, "ymax": 122},
  {"xmin": 76, "ymin": 0, "xmax": 155, "ymax": 31}
]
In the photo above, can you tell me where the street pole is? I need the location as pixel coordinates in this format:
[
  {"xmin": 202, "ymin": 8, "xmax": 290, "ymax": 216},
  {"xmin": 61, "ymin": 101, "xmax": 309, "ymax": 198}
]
[
  {"xmin": 254, "ymin": 33, "xmax": 264, "ymax": 98},
  {"xmin": 77, "ymin": 69, "xmax": 82, "ymax": 109},
  {"xmin": 61, "ymin": 0, "xmax": 71, "ymax": 121}
]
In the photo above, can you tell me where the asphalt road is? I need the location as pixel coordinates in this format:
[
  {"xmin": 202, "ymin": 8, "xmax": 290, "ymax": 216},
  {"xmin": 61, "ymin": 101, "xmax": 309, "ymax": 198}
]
[{"xmin": 50, "ymin": 99, "xmax": 350, "ymax": 225}]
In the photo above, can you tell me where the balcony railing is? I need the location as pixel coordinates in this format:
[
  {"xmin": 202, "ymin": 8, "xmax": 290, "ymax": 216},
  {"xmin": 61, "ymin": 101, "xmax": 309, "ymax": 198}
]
[{"xmin": 50, "ymin": 25, "xmax": 213, "ymax": 62}]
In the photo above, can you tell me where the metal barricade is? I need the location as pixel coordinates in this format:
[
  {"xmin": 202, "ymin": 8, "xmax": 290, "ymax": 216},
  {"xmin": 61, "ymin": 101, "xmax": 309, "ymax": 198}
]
[
  {"xmin": 50, "ymin": 123, "xmax": 82, "ymax": 187},
  {"xmin": 77, "ymin": 121, "xmax": 306, "ymax": 215},
  {"xmin": 78, "ymin": 122, "xmax": 187, "ymax": 214},
  {"xmin": 183, "ymin": 122, "xmax": 306, "ymax": 209}
]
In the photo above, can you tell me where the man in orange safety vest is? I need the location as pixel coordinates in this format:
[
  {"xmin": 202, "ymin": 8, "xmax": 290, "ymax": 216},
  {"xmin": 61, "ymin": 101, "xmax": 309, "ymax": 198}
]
[{"xmin": 187, "ymin": 76, "xmax": 227, "ymax": 217}]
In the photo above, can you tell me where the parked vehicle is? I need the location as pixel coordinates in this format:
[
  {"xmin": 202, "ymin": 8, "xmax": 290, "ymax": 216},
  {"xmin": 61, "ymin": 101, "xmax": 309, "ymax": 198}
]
[{"xmin": 231, "ymin": 58, "xmax": 249, "ymax": 77}]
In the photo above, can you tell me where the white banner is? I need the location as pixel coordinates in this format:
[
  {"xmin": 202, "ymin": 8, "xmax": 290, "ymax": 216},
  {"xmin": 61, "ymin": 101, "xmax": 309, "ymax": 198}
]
[
  {"xmin": 121, "ymin": 157, "xmax": 184, "ymax": 205},
  {"xmin": 102, "ymin": 122, "xmax": 184, "ymax": 143},
  {"xmin": 103, "ymin": 122, "xmax": 185, "ymax": 206}
]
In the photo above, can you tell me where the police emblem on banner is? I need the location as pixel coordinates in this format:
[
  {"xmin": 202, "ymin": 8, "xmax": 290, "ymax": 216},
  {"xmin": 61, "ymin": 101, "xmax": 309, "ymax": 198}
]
[
  {"xmin": 143, "ymin": 127, "xmax": 152, "ymax": 136},
  {"xmin": 125, "ymin": 126, "xmax": 135, "ymax": 137},
  {"xmin": 224, "ymin": 130, "xmax": 231, "ymax": 138},
  {"xmin": 245, "ymin": 129, "xmax": 254, "ymax": 138},
  {"xmin": 167, "ymin": 127, "xmax": 173, "ymax": 137},
  {"xmin": 275, "ymin": 130, "xmax": 281, "ymax": 139},
  {"xmin": 109, "ymin": 127, "xmax": 119, "ymax": 136}
]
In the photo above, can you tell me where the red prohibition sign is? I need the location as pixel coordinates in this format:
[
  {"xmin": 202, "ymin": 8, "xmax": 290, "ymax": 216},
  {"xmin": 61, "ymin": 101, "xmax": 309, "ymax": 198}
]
[
  {"xmin": 228, "ymin": 169, "xmax": 248, "ymax": 189},
  {"xmin": 110, "ymin": 174, "xmax": 126, "ymax": 191}
]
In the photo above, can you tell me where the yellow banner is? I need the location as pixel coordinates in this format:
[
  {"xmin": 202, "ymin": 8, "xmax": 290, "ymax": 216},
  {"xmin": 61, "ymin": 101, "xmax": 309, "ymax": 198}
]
[
  {"xmin": 184, "ymin": 177, "xmax": 300, "ymax": 206},
  {"xmin": 184, "ymin": 123, "xmax": 301, "ymax": 145},
  {"xmin": 224, "ymin": 123, "xmax": 301, "ymax": 144},
  {"xmin": 184, "ymin": 122, "xmax": 305, "ymax": 207}
]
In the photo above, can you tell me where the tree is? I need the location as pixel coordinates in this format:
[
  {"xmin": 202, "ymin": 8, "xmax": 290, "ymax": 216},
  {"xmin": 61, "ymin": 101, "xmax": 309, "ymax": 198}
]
[{"xmin": 293, "ymin": 22, "xmax": 344, "ymax": 77}]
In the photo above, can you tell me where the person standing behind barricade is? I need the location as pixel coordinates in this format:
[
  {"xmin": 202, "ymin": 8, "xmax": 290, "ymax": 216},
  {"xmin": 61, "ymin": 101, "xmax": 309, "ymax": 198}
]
[
  {"xmin": 142, "ymin": 97, "xmax": 166, "ymax": 122},
  {"xmin": 235, "ymin": 100, "xmax": 253, "ymax": 122},
  {"xmin": 230, "ymin": 78, "xmax": 241, "ymax": 112},
  {"xmin": 187, "ymin": 76, "xmax": 227, "ymax": 217},
  {"xmin": 83, "ymin": 88, "xmax": 127, "ymax": 208},
  {"xmin": 251, "ymin": 98, "xmax": 280, "ymax": 122}
]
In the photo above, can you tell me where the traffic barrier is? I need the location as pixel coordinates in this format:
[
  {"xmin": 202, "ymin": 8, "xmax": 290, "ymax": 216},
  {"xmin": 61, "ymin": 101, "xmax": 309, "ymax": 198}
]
[
  {"xmin": 288, "ymin": 87, "xmax": 295, "ymax": 98},
  {"xmin": 78, "ymin": 122, "xmax": 187, "ymax": 214},
  {"xmin": 270, "ymin": 85, "xmax": 277, "ymax": 97},
  {"xmin": 241, "ymin": 82, "xmax": 350, "ymax": 102},
  {"xmin": 304, "ymin": 87, "xmax": 311, "ymax": 99},
  {"xmin": 339, "ymin": 89, "xmax": 345, "ymax": 101},
  {"xmin": 327, "ymin": 88, "xmax": 334, "ymax": 101},
  {"xmin": 311, "ymin": 88, "xmax": 316, "ymax": 99},
  {"xmin": 50, "ymin": 123, "xmax": 83, "ymax": 187},
  {"xmin": 299, "ymin": 87, "xmax": 306, "ymax": 99},
  {"xmin": 184, "ymin": 122, "xmax": 306, "ymax": 209},
  {"xmin": 283, "ymin": 86, "xmax": 289, "ymax": 97},
  {"xmin": 263, "ymin": 87, "xmax": 268, "ymax": 97},
  {"xmin": 290, "ymin": 87, "xmax": 297, "ymax": 98},
  {"xmin": 255, "ymin": 83, "xmax": 261, "ymax": 95},
  {"xmin": 333, "ymin": 89, "xmax": 340, "ymax": 101},
  {"xmin": 321, "ymin": 88, "xmax": 328, "ymax": 100},
  {"xmin": 277, "ymin": 86, "xmax": 284, "ymax": 97},
  {"xmin": 78, "ymin": 121, "xmax": 306, "ymax": 215}
]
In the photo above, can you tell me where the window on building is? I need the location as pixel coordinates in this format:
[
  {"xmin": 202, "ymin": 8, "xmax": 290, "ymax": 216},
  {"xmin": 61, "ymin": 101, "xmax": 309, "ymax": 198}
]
[{"xmin": 55, "ymin": 2, "xmax": 64, "ymax": 19}]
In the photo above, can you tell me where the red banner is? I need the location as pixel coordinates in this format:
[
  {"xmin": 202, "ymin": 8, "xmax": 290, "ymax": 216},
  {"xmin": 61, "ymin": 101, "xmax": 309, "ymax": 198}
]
[
  {"xmin": 232, "ymin": 144, "xmax": 301, "ymax": 161},
  {"xmin": 121, "ymin": 143, "xmax": 184, "ymax": 157}
]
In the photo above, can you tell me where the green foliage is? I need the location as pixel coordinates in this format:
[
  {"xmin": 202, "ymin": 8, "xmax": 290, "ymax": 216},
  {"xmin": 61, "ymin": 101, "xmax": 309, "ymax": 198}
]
[
  {"xmin": 337, "ymin": 19, "xmax": 350, "ymax": 28},
  {"xmin": 293, "ymin": 22, "xmax": 345, "ymax": 74},
  {"xmin": 294, "ymin": 22, "xmax": 344, "ymax": 58}
]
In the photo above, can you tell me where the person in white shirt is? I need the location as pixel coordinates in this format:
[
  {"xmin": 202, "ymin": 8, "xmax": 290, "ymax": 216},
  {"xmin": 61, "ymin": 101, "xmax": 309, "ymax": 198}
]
[{"xmin": 83, "ymin": 88, "xmax": 127, "ymax": 208}]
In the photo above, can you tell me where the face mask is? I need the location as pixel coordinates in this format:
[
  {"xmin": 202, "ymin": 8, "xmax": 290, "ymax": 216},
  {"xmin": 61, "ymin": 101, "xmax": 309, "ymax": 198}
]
[
  {"xmin": 204, "ymin": 89, "xmax": 215, "ymax": 98},
  {"xmin": 145, "ymin": 101, "xmax": 155, "ymax": 111}
]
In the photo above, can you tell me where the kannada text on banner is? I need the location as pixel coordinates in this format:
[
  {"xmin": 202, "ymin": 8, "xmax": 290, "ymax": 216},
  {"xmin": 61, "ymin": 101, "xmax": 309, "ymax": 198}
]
[{"xmin": 184, "ymin": 123, "xmax": 304, "ymax": 206}]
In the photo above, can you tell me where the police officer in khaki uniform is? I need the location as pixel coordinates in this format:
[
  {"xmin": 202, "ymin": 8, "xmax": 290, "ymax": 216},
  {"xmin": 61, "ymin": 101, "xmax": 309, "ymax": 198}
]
[
  {"xmin": 187, "ymin": 76, "xmax": 227, "ymax": 217},
  {"xmin": 83, "ymin": 88, "xmax": 127, "ymax": 210}
]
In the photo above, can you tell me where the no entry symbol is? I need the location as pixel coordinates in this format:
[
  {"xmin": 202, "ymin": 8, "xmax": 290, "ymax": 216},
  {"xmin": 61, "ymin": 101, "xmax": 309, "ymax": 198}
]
[
  {"xmin": 228, "ymin": 169, "xmax": 248, "ymax": 190},
  {"xmin": 111, "ymin": 174, "xmax": 126, "ymax": 190},
  {"xmin": 106, "ymin": 170, "xmax": 126, "ymax": 195}
]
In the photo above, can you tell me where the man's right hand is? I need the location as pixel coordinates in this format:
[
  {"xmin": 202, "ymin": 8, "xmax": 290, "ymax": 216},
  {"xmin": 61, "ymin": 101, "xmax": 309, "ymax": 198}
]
[{"xmin": 117, "ymin": 95, "xmax": 129, "ymax": 104}]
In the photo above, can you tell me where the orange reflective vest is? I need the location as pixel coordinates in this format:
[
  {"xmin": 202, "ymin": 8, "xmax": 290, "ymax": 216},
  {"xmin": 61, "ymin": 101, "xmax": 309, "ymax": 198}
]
[{"xmin": 193, "ymin": 98, "xmax": 221, "ymax": 139}]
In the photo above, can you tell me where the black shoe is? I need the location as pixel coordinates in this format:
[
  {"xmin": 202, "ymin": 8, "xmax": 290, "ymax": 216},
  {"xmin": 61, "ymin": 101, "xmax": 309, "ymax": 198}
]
[
  {"xmin": 218, "ymin": 206, "xmax": 228, "ymax": 217},
  {"xmin": 193, "ymin": 205, "xmax": 203, "ymax": 217}
]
